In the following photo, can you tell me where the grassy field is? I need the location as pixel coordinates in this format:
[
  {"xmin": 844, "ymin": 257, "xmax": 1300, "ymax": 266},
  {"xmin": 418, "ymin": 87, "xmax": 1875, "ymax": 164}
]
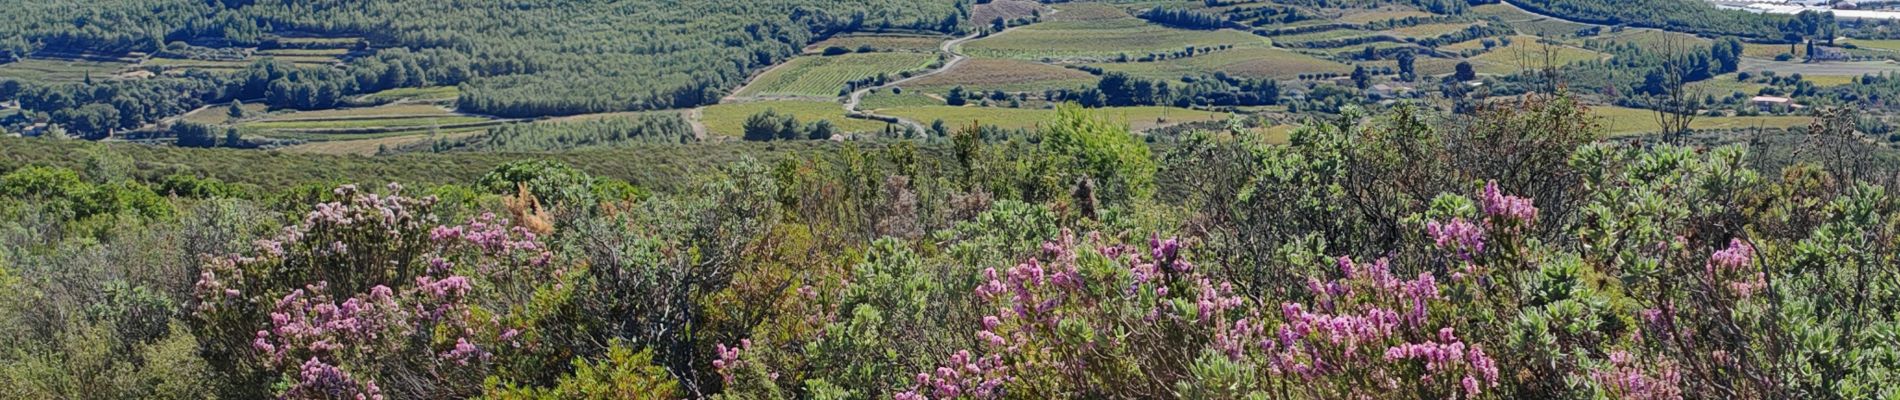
[
  {"xmin": 1739, "ymin": 59, "xmax": 1900, "ymax": 82},
  {"xmin": 903, "ymin": 58, "xmax": 1098, "ymax": 93},
  {"xmin": 1847, "ymin": 39, "xmax": 1900, "ymax": 53},
  {"xmin": 735, "ymin": 52, "xmax": 938, "ymax": 98},
  {"xmin": 1686, "ymin": 74, "xmax": 1769, "ymax": 97},
  {"xmin": 1742, "ymin": 42, "xmax": 1804, "ymax": 59},
  {"xmin": 237, "ymin": 104, "xmax": 500, "ymax": 141},
  {"xmin": 1593, "ymin": 105, "xmax": 1810, "ymax": 136},
  {"xmin": 1272, "ymin": 28, "xmax": 1377, "ymax": 47},
  {"xmin": 699, "ymin": 100, "xmax": 890, "ymax": 137},
  {"xmin": 147, "ymin": 48, "xmax": 344, "ymax": 72},
  {"xmin": 1046, "ymin": 3, "xmax": 1129, "ymax": 22},
  {"xmin": 1384, "ymin": 23, "xmax": 1478, "ymax": 39},
  {"xmin": 880, "ymin": 105, "xmax": 1229, "ymax": 132},
  {"xmin": 280, "ymin": 130, "xmax": 485, "ymax": 156},
  {"xmin": 181, "ymin": 102, "xmax": 270, "ymax": 125},
  {"xmin": 964, "ymin": 18, "xmax": 1266, "ymax": 61},
  {"xmin": 1804, "ymin": 75, "xmax": 1859, "ymax": 87},
  {"xmin": 858, "ymin": 91, "xmax": 946, "ymax": 110},
  {"xmin": 1087, "ymin": 47, "xmax": 1353, "ymax": 80},
  {"xmin": 1592, "ymin": 30, "xmax": 1710, "ymax": 49},
  {"xmin": 1464, "ymin": 36, "xmax": 1606, "ymax": 75},
  {"xmin": 807, "ymin": 34, "xmax": 948, "ymax": 53},
  {"xmin": 0, "ymin": 58, "xmax": 132, "ymax": 82},
  {"xmin": 1255, "ymin": 124, "xmax": 1298, "ymax": 145},
  {"xmin": 1469, "ymin": 4, "xmax": 1592, "ymax": 38},
  {"xmin": 362, "ymin": 86, "xmax": 461, "ymax": 103},
  {"xmin": 1339, "ymin": 9, "xmax": 1435, "ymax": 24},
  {"xmin": 973, "ymin": 0, "xmax": 1047, "ymax": 24}
]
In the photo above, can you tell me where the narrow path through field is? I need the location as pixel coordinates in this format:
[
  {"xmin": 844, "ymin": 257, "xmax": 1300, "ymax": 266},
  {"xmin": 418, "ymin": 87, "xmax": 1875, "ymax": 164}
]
[{"xmin": 684, "ymin": 108, "xmax": 709, "ymax": 141}]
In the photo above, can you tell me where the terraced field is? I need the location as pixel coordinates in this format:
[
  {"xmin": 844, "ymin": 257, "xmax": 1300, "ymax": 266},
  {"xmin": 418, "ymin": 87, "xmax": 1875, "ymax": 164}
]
[
  {"xmin": 902, "ymin": 58, "xmax": 1099, "ymax": 93},
  {"xmin": 1686, "ymin": 74, "xmax": 1770, "ymax": 97},
  {"xmin": 734, "ymin": 52, "xmax": 939, "ymax": 98},
  {"xmin": 972, "ymin": 0, "xmax": 1047, "ymax": 24},
  {"xmin": 699, "ymin": 100, "xmax": 891, "ymax": 138},
  {"xmin": 1847, "ymin": 39, "xmax": 1900, "ymax": 53},
  {"xmin": 1339, "ymin": 9, "xmax": 1435, "ymax": 24},
  {"xmin": 0, "ymin": 58, "xmax": 132, "ymax": 82},
  {"xmin": 879, "ymin": 105, "xmax": 1230, "ymax": 132},
  {"xmin": 1385, "ymin": 23, "xmax": 1479, "ymax": 39},
  {"xmin": 858, "ymin": 92, "xmax": 947, "ymax": 110},
  {"xmin": 238, "ymin": 104, "xmax": 503, "ymax": 141},
  {"xmin": 1469, "ymin": 3, "xmax": 1592, "ymax": 38},
  {"xmin": 1086, "ymin": 47, "xmax": 1353, "ymax": 80},
  {"xmin": 362, "ymin": 86, "xmax": 461, "ymax": 103},
  {"xmin": 1593, "ymin": 105, "xmax": 1810, "ymax": 136},
  {"xmin": 1271, "ymin": 28, "xmax": 1378, "ymax": 47},
  {"xmin": 1741, "ymin": 42, "xmax": 1804, "ymax": 59},
  {"xmin": 1045, "ymin": 3, "xmax": 1129, "ymax": 22},
  {"xmin": 146, "ymin": 48, "xmax": 346, "ymax": 72},
  {"xmin": 1460, "ymin": 36, "xmax": 1606, "ymax": 74},
  {"xmin": 1592, "ymin": 29, "xmax": 1710, "ymax": 49},
  {"xmin": 963, "ymin": 18, "xmax": 1266, "ymax": 61},
  {"xmin": 807, "ymin": 34, "xmax": 949, "ymax": 53},
  {"xmin": 180, "ymin": 102, "xmax": 269, "ymax": 125}
]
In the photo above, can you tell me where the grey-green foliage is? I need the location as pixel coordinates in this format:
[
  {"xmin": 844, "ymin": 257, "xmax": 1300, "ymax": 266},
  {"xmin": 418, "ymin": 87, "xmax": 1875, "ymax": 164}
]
[
  {"xmin": 1778, "ymin": 184, "xmax": 1900, "ymax": 398},
  {"xmin": 804, "ymin": 238, "xmax": 943, "ymax": 395}
]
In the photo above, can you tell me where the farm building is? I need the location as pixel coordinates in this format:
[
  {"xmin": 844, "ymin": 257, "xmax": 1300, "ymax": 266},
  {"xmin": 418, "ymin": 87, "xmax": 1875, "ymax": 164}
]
[{"xmin": 1750, "ymin": 95, "xmax": 1805, "ymax": 111}]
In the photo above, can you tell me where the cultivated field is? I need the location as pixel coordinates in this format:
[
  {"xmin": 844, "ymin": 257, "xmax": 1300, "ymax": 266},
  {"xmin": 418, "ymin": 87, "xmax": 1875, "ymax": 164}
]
[
  {"xmin": 238, "ymin": 103, "xmax": 501, "ymax": 141},
  {"xmin": 1591, "ymin": 29, "xmax": 1710, "ymax": 48},
  {"xmin": 180, "ymin": 102, "xmax": 269, "ymax": 125},
  {"xmin": 857, "ymin": 91, "xmax": 947, "ymax": 110},
  {"xmin": 279, "ymin": 129, "xmax": 484, "ymax": 156},
  {"xmin": 901, "ymin": 58, "xmax": 1099, "ymax": 93},
  {"xmin": 698, "ymin": 100, "xmax": 891, "ymax": 138},
  {"xmin": 973, "ymin": 0, "xmax": 1047, "ymax": 24},
  {"xmin": 879, "ymin": 105, "xmax": 1230, "ymax": 132},
  {"xmin": 1460, "ymin": 36, "xmax": 1606, "ymax": 74},
  {"xmin": 963, "ymin": 18, "xmax": 1266, "ymax": 61},
  {"xmin": 807, "ymin": 34, "xmax": 949, "ymax": 54},
  {"xmin": 1739, "ymin": 59, "xmax": 1900, "ymax": 81},
  {"xmin": 1339, "ymin": 9, "xmax": 1435, "ymax": 24},
  {"xmin": 1385, "ymin": 23, "xmax": 1480, "ymax": 39},
  {"xmin": 1847, "ymin": 39, "xmax": 1900, "ymax": 53},
  {"xmin": 361, "ymin": 86, "xmax": 461, "ymax": 103},
  {"xmin": 734, "ymin": 52, "xmax": 938, "ymax": 98},
  {"xmin": 1686, "ymin": 74, "xmax": 1770, "ymax": 97},
  {"xmin": 146, "ymin": 48, "xmax": 345, "ymax": 72},
  {"xmin": 1593, "ymin": 105, "xmax": 1811, "ymax": 136},
  {"xmin": 0, "ymin": 58, "xmax": 132, "ymax": 82},
  {"xmin": 1469, "ymin": 4, "xmax": 1592, "ymax": 38},
  {"xmin": 1045, "ymin": 3, "xmax": 1129, "ymax": 22},
  {"xmin": 1271, "ymin": 28, "xmax": 1378, "ymax": 47},
  {"xmin": 1742, "ymin": 42, "xmax": 1805, "ymax": 59},
  {"xmin": 1087, "ymin": 47, "xmax": 1353, "ymax": 80}
]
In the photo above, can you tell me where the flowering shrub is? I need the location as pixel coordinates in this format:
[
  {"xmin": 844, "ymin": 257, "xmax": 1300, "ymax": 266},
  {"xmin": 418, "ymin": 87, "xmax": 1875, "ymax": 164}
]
[{"xmin": 191, "ymin": 184, "xmax": 565, "ymax": 399}]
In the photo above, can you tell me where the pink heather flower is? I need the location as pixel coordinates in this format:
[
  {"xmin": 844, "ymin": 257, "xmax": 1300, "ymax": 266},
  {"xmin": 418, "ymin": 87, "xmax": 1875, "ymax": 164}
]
[
  {"xmin": 441, "ymin": 337, "xmax": 487, "ymax": 366},
  {"xmin": 1481, "ymin": 180, "xmax": 1538, "ymax": 223},
  {"xmin": 1706, "ymin": 239, "xmax": 1764, "ymax": 298},
  {"xmin": 1591, "ymin": 351, "xmax": 1684, "ymax": 400},
  {"xmin": 1426, "ymin": 218, "xmax": 1486, "ymax": 261}
]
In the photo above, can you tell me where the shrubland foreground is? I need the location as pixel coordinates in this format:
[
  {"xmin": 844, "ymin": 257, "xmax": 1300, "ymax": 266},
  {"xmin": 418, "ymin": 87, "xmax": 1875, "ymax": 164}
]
[{"xmin": 5, "ymin": 97, "xmax": 1900, "ymax": 399}]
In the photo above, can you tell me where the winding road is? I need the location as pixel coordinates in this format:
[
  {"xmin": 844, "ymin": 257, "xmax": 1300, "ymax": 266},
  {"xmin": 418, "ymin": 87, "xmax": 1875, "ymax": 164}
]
[{"xmin": 842, "ymin": 30, "xmax": 986, "ymax": 133}]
